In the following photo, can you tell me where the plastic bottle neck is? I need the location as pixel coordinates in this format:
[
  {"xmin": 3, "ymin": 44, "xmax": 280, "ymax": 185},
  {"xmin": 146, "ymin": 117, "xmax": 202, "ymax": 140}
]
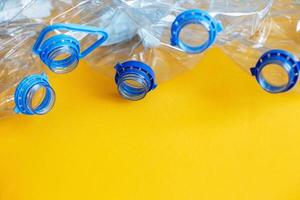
[
  {"xmin": 115, "ymin": 61, "xmax": 157, "ymax": 101},
  {"xmin": 14, "ymin": 74, "xmax": 56, "ymax": 115}
]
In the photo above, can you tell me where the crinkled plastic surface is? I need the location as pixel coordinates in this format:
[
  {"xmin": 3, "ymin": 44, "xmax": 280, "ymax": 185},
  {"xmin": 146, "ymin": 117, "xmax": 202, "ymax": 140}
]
[
  {"xmin": 87, "ymin": 0, "xmax": 274, "ymax": 100},
  {"xmin": 121, "ymin": 0, "xmax": 272, "ymax": 49},
  {"xmin": 0, "ymin": 0, "xmax": 79, "ymax": 25},
  {"xmin": 221, "ymin": 0, "xmax": 300, "ymax": 93},
  {"xmin": 0, "ymin": 23, "xmax": 55, "ymax": 117},
  {"xmin": 0, "ymin": 23, "xmax": 45, "ymax": 90},
  {"xmin": 0, "ymin": 0, "xmax": 79, "ymax": 116},
  {"xmin": 26, "ymin": 0, "xmax": 137, "ymax": 74},
  {"xmin": 0, "ymin": 0, "xmax": 292, "ymax": 102},
  {"xmin": 50, "ymin": 0, "xmax": 138, "ymax": 46},
  {"xmin": 87, "ymin": 1, "xmax": 206, "ymax": 100}
]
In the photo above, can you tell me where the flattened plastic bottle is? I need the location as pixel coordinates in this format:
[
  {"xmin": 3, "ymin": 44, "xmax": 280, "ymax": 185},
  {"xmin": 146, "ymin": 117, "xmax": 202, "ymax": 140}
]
[
  {"xmin": 86, "ymin": 0, "xmax": 273, "ymax": 100},
  {"xmin": 32, "ymin": 23, "xmax": 108, "ymax": 74},
  {"xmin": 121, "ymin": 0, "xmax": 272, "ymax": 54},
  {"xmin": 32, "ymin": 0, "xmax": 142, "ymax": 74},
  {"xmin": 221, "ymin": 0, "xmax": 300, "ymax": 93},
  {"xmin": 0, "ymin": 23, "xmax": 56, "ymax": 117},
  {"xmin": 82, "ymin": 1, "xmax": 200, "ymax": 100},
  {"xmin": 87, "ymin": 32, "xmax": 206, "ymax": 101},
  {"xmin": 0, "ymin": 0, "xmax": 102, "ymax": 76},
  {"xmin": 86, "ymin": 0, "xmax": 205, "ymax": 100},
  {"xmin": 113, "ymin": 40, "xmax": 201, "ymax": 100}
]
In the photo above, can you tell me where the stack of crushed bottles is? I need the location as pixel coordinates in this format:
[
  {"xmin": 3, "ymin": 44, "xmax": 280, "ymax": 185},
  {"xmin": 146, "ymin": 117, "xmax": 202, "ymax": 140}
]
[{"xmin": 0, "ymin": 0, "xmax": 299, "ymax": 118}]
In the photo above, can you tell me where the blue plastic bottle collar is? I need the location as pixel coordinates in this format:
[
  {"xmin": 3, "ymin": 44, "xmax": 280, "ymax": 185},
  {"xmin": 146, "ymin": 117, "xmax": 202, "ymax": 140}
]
[
  {"xmin": 114, "ymin": 61, "xmax": 157, "ymax": 101},
  {"xmin": 250, "ymin": 49, "xmax": 300, "ymax": 93},
  {"xmin": 33, "ymin": 23, "xmax": 108, "ymax": 74},
  {"xmin": 14, "ymin": 73, "xmax": 55, "ymax": 115},
  {"xmin": 171, "ymin": 9, "xmax": 223, "ymax": 54}
]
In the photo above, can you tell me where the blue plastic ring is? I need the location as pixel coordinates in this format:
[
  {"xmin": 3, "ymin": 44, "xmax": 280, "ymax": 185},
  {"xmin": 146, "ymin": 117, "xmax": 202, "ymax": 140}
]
[
  {"xmin": 33, "ymin": 23, "xmax": 108, "ymax": 73},
  {"xmin": 114, "ymin": 61, "xmax": 157, "ymax": 100},
  {"xmin": 250, "ymin": 49, "xmax": 300, "ymax": 93},
  {"xmin": 171, "ymin": 9, "xmax": 222, "ymax": 54},
  {"xmin": 39, "ymin": 34, "xmax": 80, "ymax": 73},
  {"xmin": 14, "ymin": 74, "xmax": 55, "ymax": 115}
]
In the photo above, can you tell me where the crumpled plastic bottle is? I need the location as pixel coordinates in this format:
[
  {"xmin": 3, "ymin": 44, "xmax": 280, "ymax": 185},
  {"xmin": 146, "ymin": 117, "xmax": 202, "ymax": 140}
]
[
  {"xmin": 87, "ymin": 0, "xmax": 273, "ymax": 100},
  {"xmin": 0, "ymin": 0, "xmax": 83, "ymax": 117},
  {"xmin": 221, "ymin": 0, "xmax": 300, "ymax": 93},
  {"xmin": 31, "ymin": 0, "xmax": 139, "ymax": 74},
  {"xmin": 121, "ymin": 0, "xmax": 273, "ymax": 53},
  {"xmin": 0, "ymin": 0, "xmax": 107, "ymax": 75},
  {"xmin": 86, "ymin": 0, "xmax": 210, "ymax": 100},
  {"xmin": 0, "ymin": 23, "xmax": 56, "ymax": 117}
]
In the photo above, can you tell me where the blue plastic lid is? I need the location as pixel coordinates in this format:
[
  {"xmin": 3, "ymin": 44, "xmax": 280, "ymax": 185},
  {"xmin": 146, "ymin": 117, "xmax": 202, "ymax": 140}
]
[
  {"xmin": 14, "ymin": 73, "xmax": 56, "ymax": 115},
  {"xmin": 33, "ymin": 23, "xmax": 108, "ymax": 74},
  {"xmin": 114, "ymin": 61, "xmax": 157, "ymax": 101},
  {"xmin": 250, "ymin": 49, "xmax": 300, "ymax": 93},
  {"xmin": 170, "ymin": 9, "xmax": 223, "ymax": 54}
]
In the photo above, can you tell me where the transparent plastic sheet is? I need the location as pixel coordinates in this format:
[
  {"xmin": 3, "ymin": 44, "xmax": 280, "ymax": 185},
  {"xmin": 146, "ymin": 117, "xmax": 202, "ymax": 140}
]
[
  {"xmin": 0, "ymin": 23, "xmax": 55, "ymax": 117},
  {"xmin": 220, "ymin": 0, "xmax": 300, "ymax": 93}
]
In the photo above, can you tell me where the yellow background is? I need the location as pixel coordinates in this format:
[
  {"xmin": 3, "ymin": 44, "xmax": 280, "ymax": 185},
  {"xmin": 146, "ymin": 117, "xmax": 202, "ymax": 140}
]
[{"xmin": 0, "ymin": 48, "xmax": 300, "ymax": 200}]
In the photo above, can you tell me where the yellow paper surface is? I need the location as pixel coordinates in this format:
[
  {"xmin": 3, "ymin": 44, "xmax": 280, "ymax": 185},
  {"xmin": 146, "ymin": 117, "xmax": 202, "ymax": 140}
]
[{"xmin": 0, "ymin": 48, "xmax": 299, "ymax": 200}]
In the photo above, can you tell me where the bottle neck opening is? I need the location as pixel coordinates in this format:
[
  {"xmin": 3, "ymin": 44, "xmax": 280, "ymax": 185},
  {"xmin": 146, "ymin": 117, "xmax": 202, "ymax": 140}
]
[
  {"xmin": 252, "ymin": 50, "xmax": 300, "ymax": 93},
  {"xmin": 117, "ymin": 73, "xmax": 150, "ymax": 101},
  {"xmin": 46, "ymin": 45, "xmax": 79, "ymax": 74},
  {"xmin": 26, "ymin": 83, "xmax": 56, "ymax": 115},
  {"xmin": 39, "ymin": 35, "xmax": 80, "ymax": 74},
  {"xmin": 171, "ymin": 9, "xmax": 222, "ymax": 54},
  {"xmin": 14, "ymin": 74, "xmax": 56, "ymax": 115}
]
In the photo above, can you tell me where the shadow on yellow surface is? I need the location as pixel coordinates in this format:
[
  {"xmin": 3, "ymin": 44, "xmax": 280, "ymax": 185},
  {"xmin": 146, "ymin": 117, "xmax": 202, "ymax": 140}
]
[{"xmin": 0, "ymin": 48, "xmax": 299, "ymax": 200}]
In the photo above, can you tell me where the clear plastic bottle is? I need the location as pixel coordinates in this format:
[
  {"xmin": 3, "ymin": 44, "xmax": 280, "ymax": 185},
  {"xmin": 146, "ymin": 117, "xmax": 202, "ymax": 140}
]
[
  {"xmin": 121, "ymin": 0, "xmax": 272, "ymax": 54},
  {"xmin": 31, "ymin": 0, "xmax": 139, "ymax": 74},
  {"xmin": 113, "ymin": 40, "xmax": 203, "ymax": 100},
  {"xmin": 221, "ymin": 0, "xmax": 300, "ymax": 93},
  {"xmin": 86, "ymin": 0, "xmax": 209, "ymax": 100},
  {"xmin": 0, "ymin": 0, "xmax": 107, "ymax": 75},
  {"xmin": 0, "ymin": 23, "xmax": 55, "ymax": 117},
  {"xmin": 87, "ymin": 0, "xmax": 273, "ymax": 100},
  {"xmin": 87, "ymin": 30, "xmax": 205, "ymax": 101},
  {"xmin": 32, "ymin": 23, "xmax": 108, "ymax": 74}
]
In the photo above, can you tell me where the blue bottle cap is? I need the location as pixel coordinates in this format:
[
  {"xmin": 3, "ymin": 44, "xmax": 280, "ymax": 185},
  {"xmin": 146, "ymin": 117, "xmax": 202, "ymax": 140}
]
[
  {"xmin": 33, "ymin": 23, "xmax": 108, "ymax": 74},
  {"xmin": 250, "ymin": 49, "xmax": 300, "ymax": 93},
  {"xmin": 170, "ymin": 9, "xmax": 223, "ymax": 54},
  {"xmin": 14, "ymin": 73, "xmax": 56, "ymax": 115},
  {"xmin": 114, "ymin": 61, "xmax": 157, "ymax": 101}
]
